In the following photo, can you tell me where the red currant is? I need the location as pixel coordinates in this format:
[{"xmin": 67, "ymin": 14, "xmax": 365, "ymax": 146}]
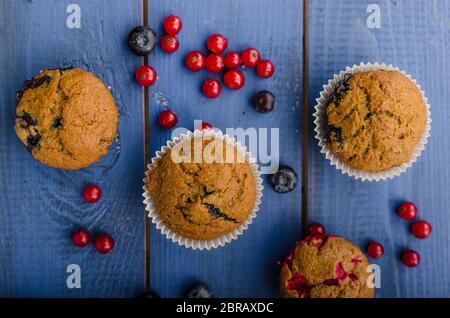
[
  {"xmin": 160, "ymin": 35, "xmax": 179, "ymax": 53},
  {"xmin": 185, "ymin": 51, "xmax": 205, "ymax": 72},
  {"xmin": 366, "ymin": 241, "xmax": 384, "ymax": 259},
  {"xmin": 163, "ymin": 15, "xmax": 182, "ymax": 35},
  {"xmin": 205, "ymin": 54, "xmax": 224, "ymax": 73},
  {"xmin": 158, "ymin": 110, "xmax": 177, "ymax": 129},
  {"xmin": 206, "ymin": 34, "xmax": 228, "ymax": 54},
  {"xmin": 82, "ymin": 185, "xmax": 102, "ymax": 203},
  {"xmin": 397, "ymin": 202, "xmax": 417, "ymax": 220},
  {"xmin": 223, "ymin": 69, "xmax": 245, "ymax": 90},
  {"xmin": 308, "ymin": 223, "xmax": 325, "ymax": 236},
  {"xmin": 401, "ymin": 249, "xmax": 420, "ymax": 267},
  {"xmin": 95, "ymin": 234, "xmax": 115, "ymax": 254},
  {"xmin": 72, "ymin": 229, "xmax": 90, "ymax": 247},
  {"xmin": 256, "ymin": 59, "xmax": 275, "ymax": 78},
  {"xmin": 224, "ymin": 51, "xmax": 241, "ymax": 69},
  {"xmin": 202, "ymin": 79, "xmax": 221, "ymax": 99},
  {"xmin": 241, "ymin": 48, "xmax": 260, "ymax": 67},
  {"xmin": 197, "ymin": 122, "xmax": 213, "ymax": 130},
  {"xmin": 135, "ymin": 65, "xmax": 157, "ymax": 87},
  {"xmin": 411, "ymin": 220, "xmax": 432, "ymax": 239}
]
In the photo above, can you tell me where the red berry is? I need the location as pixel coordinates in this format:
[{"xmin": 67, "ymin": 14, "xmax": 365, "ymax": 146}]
[
  {"xmin": 160, "ymin": 34, "xmax": 179, "ymax": 53},
  {"xmin": 223, "ymin": 69, "xmax": 245, "ymax": 90},
  {"xmin": 185, "ymin": 51, "xmax": 205, "ymax": 72},
  {"xmin": 72, "ymin": 229, "xmax": 90, "ymax": 247},
  {"xmin": 205, "ymin": 54, "xmax": 224, "ymax": 73},
  {"xmin": 308, "ymin": 223, "xmax": 325, "ymax": 236},
  {"xmin": 366, "ymin": 241, "xmax": 384, "ymax": 259},
  {"xmin": 241, "ymin": 48, "xmax": 260, "ymax": 67},
  {"xmin": 202, "ymin": 79, "xmax": 221, "ymax": 99},
  {"xmin": 95, "ymin": 234, "xmax": 115, "ymax": 254},
  {"xmin": 224, "ymin": 51, "xmax": 241, "ymax": 69},
  {"xmin": 206, "ymin": 34, "xmax": 228, "ymax": 54},
  {"xmin": 82, "ymin": 185, "xmax": 102, "ymax": 203},
  {"xmin": 398, "ymin": 202, "xmax": 417, "ymax": 220},
  {"xmin": 163, "ymin": 15, "xmax": 182, "ymax": 35},
  {"xmin": 256, "ymin": 59, "xmax": 275, "ymax": 78},
  {"xmin": 158, "ymin": 110, "xmax": 177, "ymax": 129},
  {"xmin": 401, "ymin": 249, "xmax": 420, "ymax": 267},
  {"xmin": 135, "ymin": 65, "xmax": 157, "ymax": 87},
  {"xmin": 411, "ymin": 220, "xmax": 432, "ymax": 239},
  {"xmin": 197, "ymin": 122, "xmax": 213, "ymax": 130}
]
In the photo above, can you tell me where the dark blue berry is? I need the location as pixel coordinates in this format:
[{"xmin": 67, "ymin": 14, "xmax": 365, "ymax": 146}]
[
  {"xmin": 252, "ymin": 90, "xmax": 275, "ymax": 113},
  {"xmin": 128, "ymin": 26, "xmax": 157, "ymax": 56},
  {"xmin": 270, "ymin": 165, "xmax": 298, "ymax": 193},
  {"xmin": 186, "ymin": 284, "xmax": 214, "ymax": 298}
]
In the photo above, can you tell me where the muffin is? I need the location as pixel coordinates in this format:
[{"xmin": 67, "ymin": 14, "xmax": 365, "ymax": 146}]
[
  {"xmin": 146, "ymin": 136, "xmax": 257, "ymax": 241},
  {"xmin": 280, "ymin": 235, "xmax": 374, "ymax": 298},
  {"xmin": 326, "ymin": 70, "xmax": 427, "ymax": 172},
  {"xmin": 15, "ymin": 68, "xmax": 118, "ymax": 170}
]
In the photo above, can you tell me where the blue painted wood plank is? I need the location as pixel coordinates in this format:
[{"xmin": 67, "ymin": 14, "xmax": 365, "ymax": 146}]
[
  {"xmin": 148, "ymin": 0, "xmax": 303, "ymax": 297},
  {"xmin": 308, "ymin": 0, "xmax": 450, "ymax": 297},
  {"xmin": 0, "ymin": 0, "xmax": 144, "ymax": 297}
]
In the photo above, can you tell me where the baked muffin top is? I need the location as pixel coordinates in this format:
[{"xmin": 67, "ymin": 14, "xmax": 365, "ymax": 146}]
[
  {"xmin": 280, "ymin": 235, "xmax": 374, "ymax": 298},
  {"xmin": 146, "ymin": 137, "xmax": 256, "ymax": 240},
  {"xmin": 15, "ymin": 68, "xmax": 118, "ymax": 170},
  {"xmin": 326, "ymin": 70, "xmax": 427, "ymax": 172}
]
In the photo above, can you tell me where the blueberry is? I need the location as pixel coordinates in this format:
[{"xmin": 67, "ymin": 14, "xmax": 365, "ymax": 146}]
[
  {"xmin": 270, "ymin": 165, "xmax": 298, "ymax": 193},
  {"xmin": 128, "ymin": 26, "xmax": 157, "ymax": 56},
  {"xmin": 186, "ymin": 284, "xmax": 214, "ymax": 298},
  {"xmin": 140, "ymin": 291, "xmax": 161, "ymax": 298},
  {"xmin": 252, "ymin": 90, "xmax": 275, "ymax": 113}
]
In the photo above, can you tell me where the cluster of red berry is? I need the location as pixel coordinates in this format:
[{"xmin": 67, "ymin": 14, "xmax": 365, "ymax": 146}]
[
  {"xmin": 71, "ymin": 185, "xmax": 115, "ymax": 254},
  {"xmin": 184, "ymin": 35, "xmax": 275, "ymax": 99},
  {"xmin": 308, "ymin": 202, "xmax": 432, "ymax": 268}
]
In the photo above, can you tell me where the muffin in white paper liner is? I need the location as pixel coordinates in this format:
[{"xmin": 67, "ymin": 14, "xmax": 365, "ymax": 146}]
[
  {"xmin": 313, "ymin": 62, "xmax": 431, "ymax": 182},
  {"xmin": 143, "ymin": 129, "xmax": 264, "ymax": 250}
]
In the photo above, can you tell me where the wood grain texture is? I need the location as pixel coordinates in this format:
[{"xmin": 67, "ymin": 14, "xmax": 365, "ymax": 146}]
[
  {"xmin": 147, "ymin": 0, "xmax": 303, "ymax": 297},
  {"xmin": 0, "ymin": 0, "xmax": 144, "ymax": 297},
  {"xmin": 308, "ymin": 0, "xmax": 450, "ymax": 297}
]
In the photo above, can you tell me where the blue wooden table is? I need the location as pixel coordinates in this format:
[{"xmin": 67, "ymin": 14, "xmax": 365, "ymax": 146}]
[{"xmin": 0, "ymin": 0, "xmax": 449, "ymax": 298}]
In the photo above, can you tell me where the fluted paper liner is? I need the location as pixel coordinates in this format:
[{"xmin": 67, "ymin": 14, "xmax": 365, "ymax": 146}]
[
  {"xmin": 143, "ymin": 129, "xmax": 264, "ymax": 250},
  {"xmin": 313, "ymin": 63, "xmax": 431, "ymax": 181}
]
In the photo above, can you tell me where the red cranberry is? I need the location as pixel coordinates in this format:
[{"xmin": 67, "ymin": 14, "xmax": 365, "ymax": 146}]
[
  {"xmin": 401, "ymin": 249, "xmax": 420, "ymax": 267},
  {"xmin": 72, "ymin": 229, "xmax": 90, "ymax": 247},
  {"xmin": 398, "ymin": 202, "xmax": 417, "ymax": 220},
  {"xmin": 366, "ymin": 241, "xmax": 384, "ymax": 259},
  {"xmin": 205, "ymin": 54, "xmax": 224, "ymax": 73},
  {"xmin": 185, "ymin": 51, "xmax": 205, "ymax": 72},
  {"xmin": 256, "ymin": 59, "xmax": 275, "ymax": 78},
  {"xmin": 224, "ymin": 51, "xmax": 241, "ymax": 69},
  {"xmin": 83, "ymin": 185, "xmax": 102, "ymax": 203},
  {"xmin": 160, "ymin": 35, "xmax": 179, "ymax": 53},
  {"xmin": 202, "ymin": 79, "xmax": 221, "ymax": 99},
  {"xmin": 158, "ymin": 110, "xmax": 177, "ymax": 129},
  {"xmin": 223, "ymin": 69, "xmax": 245, "ymax": 90},
  {"xmin": 95, "ymin": 234, "xmax": 115, "ymax": 254},
  {"xmin": 411, "ymin": 220, "xmax": 432, "ymax": 239},
  {"xmin": 206, "ymin": 34, "xmax": 228, "ymax": 54},
  {"xmin": 308, "ymin": 223, "xmax": 325, "ymax": 236},
  {"xmin": 241, "ymin": 48, "xmax": 260, "ymax": 67},
  {"xmin": 163, "ymin": 15, "xmax": 182, "ymax": 35},
  {"xmin": 197, "ymin": 122, "xmax": 213, "ymax": 130},
  {"xmin": 135, "ymin": 65, "xmax": 157, "ymax": 87}
]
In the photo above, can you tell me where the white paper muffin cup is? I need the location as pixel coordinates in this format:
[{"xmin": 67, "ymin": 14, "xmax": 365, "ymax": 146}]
[
  {"xmin": 313, "ymin": 62, "xmax": 431, "ymax": 182},
  {"xmin": 143, "ymin": 129, "xmax": 264, "ymax": 250}
]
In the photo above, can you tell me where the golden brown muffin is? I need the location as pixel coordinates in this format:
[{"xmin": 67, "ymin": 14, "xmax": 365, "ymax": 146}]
[
  {"xmin": 280, "ymin": 235, "xmax": 374, "ymax": 298},
  {"xmin": 326, "ymin": 70, "xmax": 427, "ymax": 172},
  {"xmin": 15, "ymin": 68, "xmax": 118, "ymax": 170},
  {"xmin": 146, "ymin": 137, "xmax": 257, "ymax": 240}
]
